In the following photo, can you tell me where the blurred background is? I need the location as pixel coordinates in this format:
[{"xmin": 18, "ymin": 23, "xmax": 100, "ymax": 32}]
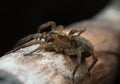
[
  {"xmin": 1, "ymin": 0, "xmax": 120, "ymax": 84},
  {"xmin": 0, "ymin": 0, "xmax": 111, "ymax": 56}
]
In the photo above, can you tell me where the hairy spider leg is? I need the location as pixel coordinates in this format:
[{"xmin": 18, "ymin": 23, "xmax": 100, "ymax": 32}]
[
  {"xmin": 72, "ymin": 47, "xmax": 82, "ymax": 84},
  {"xmin": 7, "ymin": 33, "xmax": 46, "ymax": 54},
  {"xmin": 64, "ymin": 48, "xmax": 82, "ymax": 84},
  {"xmin": 37, "ymin": 21, "xmax": 65, "ymax": 36},
  {"xmin": 14, "ymin": 33, "xmax": 44, "ymax": 48},
  {"xmin": 24, "ymin": 42, "xmax": 54, "ymax": 56},
  {"xmin": 7, "ymin": 38, "xmax": 55, "ymax": 55},
  {"xmin": 88, "ymin": 51, "xmax": 98, "ymax": 72},
  {"xmin": 6, "ymin": 40, "xmax": 40, "ymax": 54},
  {"xmin": 15, "ymin": 34, "xmax": 35, "ymax": 47},
  {"xmin": 68, "ymin": 28, "xmax": 86, "ymax": 38},
  {"xmin": 77, "ymin": 28, "xmax": 86, "ymax": 36},
  {"xmin": 37, "ymin": 21, "xmax": 56, "ymax": 33}
]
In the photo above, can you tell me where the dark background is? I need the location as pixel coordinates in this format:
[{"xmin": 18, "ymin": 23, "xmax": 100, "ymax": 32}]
[
  {"xmin": 0, "ymin": 0, "xmax": 111, "ymax": 56},
  {"xmin": 0, "ymin": 0, "xmax": 120, "ymax": 84}
]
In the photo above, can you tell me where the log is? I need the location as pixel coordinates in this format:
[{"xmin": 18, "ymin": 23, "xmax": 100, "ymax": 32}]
[{"xmin": 0, "ymin": 0, "xmax": 120, "ymax": 84}]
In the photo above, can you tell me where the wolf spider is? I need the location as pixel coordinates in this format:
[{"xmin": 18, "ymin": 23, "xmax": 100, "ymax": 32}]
[{"xmin": 7, "ymin": 21, "xmax": 98, "ymax": 84}]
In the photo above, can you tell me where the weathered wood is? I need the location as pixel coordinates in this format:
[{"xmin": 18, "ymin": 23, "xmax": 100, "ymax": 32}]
[{"xmin": 0, "ymin": 0, "xmax": 120, "ymax": 84}]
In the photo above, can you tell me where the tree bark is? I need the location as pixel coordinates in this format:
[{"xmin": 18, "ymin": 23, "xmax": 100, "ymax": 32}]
[{"xmin": 0, "ymin": 0, "xmax": 120, "ymax": 84}]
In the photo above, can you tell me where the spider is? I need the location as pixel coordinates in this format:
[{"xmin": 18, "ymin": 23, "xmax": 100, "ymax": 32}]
[{"xmin": 7, "ymin": 21, "xmax": 98, "ymax": 84}]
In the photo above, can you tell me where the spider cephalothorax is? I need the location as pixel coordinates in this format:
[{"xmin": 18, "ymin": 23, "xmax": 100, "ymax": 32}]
[{"xmin": 7, "ymin": 21, "xmax": 98, "ymax": 84}]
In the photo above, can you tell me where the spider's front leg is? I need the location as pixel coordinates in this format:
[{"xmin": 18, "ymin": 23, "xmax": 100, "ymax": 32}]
[
  {"xmin": 37, "ymin": 21, "xmax": 56, "ymax": 33},
  {"xmin": 7, "ymin": 33, "xmax": 45, "ymax": 54},
  {"xmin": 7, "ymin": 39, "xmax": 55, "ymax": 56},
  {"xmin": 6, "ymin": 40, "xmax": 40, "ymax": 54},
  {"xmin": 15, "ymin": 33, "xmax": 46, "ymax": 48},
  {"xmin": 15, "ymin": 34, "xmax": 36, "ymax": 48},
  {"xmin": 37, "ymin": 21, "xmax": 64, "ymax": 35}
]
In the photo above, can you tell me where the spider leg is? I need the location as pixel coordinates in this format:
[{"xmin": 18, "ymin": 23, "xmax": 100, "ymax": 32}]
[
  {"xmin": 72, "ymin": 47, "xmax": 82, "ymax": 84},
  {"xmin": 24, "ymin": 42, "xmax": 54, "ymax": 56},
  {"xmin": 68, "ymin": 29, "xmax": 76, "ymax": 37},
  {"xmin": 37, "ymin": 21, "xmax": 56, "ymax": 33},
  {"xmin": 15, "ymin": 34, "xmax": 36, "ymax": 48},
  {"xmin": 88, "ymin": 51, "xmax": 98, "ymax": 72},
  {"xmin": 77, "ymin": 28, "xmax": 86, "ymax": 36},
  {"xmin": 6, "ymin": 40, "xmax": 40, "ymax": 54},
  {"xmin": 15, "ymin": 33, "xmax": 43, "ymax": 48},
  {"xmin": 8, "ymin": 33, "xmax": 48, "ymax": 55},
  {"xmin": 68, "ymin": 28, "xmax": 86, "ymax": 38},
  {"xmin": 64, "ymin": 48, "xmax": 82, "ymax": 84}
]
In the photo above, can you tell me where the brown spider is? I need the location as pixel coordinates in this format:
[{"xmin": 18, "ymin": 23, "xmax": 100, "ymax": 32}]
[{"xmin": 7, "ymin": 21, "xmax": 98, "ymax": 84}]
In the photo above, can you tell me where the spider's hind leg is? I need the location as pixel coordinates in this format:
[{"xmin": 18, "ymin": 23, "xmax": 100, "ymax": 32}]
[
  {"xmin": 68, "ymin": 28, "xmax": 86, "ymax": 38},
  {"xmin": 88, "ymin": 52, "xmax": 98, "ymax": 72}
]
